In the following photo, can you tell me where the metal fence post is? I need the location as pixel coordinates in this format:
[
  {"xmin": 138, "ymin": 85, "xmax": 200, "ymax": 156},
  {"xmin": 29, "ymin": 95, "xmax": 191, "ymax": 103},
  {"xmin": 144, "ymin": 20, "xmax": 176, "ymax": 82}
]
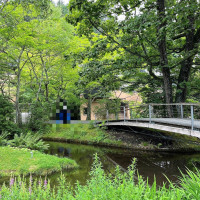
[
  {"xmin": 106, "ymin": 110, "xmax": 109, "ymax": 123},
  {"xmin": 124, "ymin": 106, "xmax": 126, "ymax": 122},
  {"xmin": 181, "ymin": 104, "xmax": 183, "ymax": 119},
  {"xmin": 191, "ymin": 105, "xmax": 194, "ymax": 131},
  {"xmin": 149, "ymin": 105, "xmax": 152, "ymax": 123},
  {"xmin": 130, "ymin": 109, "xmax": 132, "ymax": 120}
]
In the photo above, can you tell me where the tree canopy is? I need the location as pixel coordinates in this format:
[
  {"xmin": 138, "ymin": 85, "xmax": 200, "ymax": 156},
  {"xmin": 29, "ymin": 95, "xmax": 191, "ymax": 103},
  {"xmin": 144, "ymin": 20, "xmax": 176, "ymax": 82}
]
[
  {"xmin": 1, "ymin": 0, "xmax": 200, "ymax": 128},
  {"xmin": 0, "ymin": 1, "xmax": 84, "ymax": 125},
  {"xmin": 67, "ymin": 0, "xmax": 200, "ymax": 104}
]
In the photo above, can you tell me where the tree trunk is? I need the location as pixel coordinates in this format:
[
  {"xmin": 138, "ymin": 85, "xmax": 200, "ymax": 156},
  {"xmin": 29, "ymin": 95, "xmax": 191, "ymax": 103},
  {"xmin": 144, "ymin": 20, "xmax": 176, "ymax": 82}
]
[
  {"xmin": 157, "ymin": 0, "xmax": 173, "ymax": 116},
  {"xmin": 16, "ymin": 69, "xmax": 22, "ymax": 126},
  {"xmin": 86, "ymin": 96, "xmax": 91, "ymax": 120},
  {"xmin": 45, "ymin": 83, "xmax": 49, "ymax": 102},
  {"xmin": 15, "ymin": 47, "xmax": 25, "ymax": 126},
  {"xmin": 175, "ymin": 13, "xmax": 195, "ymax": 103},
  {"xmin": 44, "ymin": 66, "xmax": 49, "ymax": 102}
]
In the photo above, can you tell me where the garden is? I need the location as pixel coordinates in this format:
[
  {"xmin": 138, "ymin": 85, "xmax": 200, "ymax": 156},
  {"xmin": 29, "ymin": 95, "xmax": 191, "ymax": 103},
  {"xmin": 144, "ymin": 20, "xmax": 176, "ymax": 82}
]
[{"xmin": 1, "ymin": 0, "xmax": 200, "ymax": 199}]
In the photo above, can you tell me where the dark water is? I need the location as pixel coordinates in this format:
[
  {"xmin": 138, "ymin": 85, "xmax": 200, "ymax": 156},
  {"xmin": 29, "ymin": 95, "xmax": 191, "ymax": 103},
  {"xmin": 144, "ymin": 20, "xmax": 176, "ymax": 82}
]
[
  {"xmin": 44, "ymin": 142, "xmax": 199, "ymax": 186},
  {"xmin": 1, "ymin": 141, "xmax": 200, "ymax": 187}
]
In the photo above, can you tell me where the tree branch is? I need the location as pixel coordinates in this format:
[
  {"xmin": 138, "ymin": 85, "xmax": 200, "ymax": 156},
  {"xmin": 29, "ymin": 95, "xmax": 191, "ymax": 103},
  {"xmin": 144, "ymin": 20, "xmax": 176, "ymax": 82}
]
[
  {"xmin": 138, "ymin": 32, "xmax": 161, "ymax": 80},
  {"xmin": 172, "ymin": 33, "xmax": 185, "ymax": 40},
  {"xmin": 87, "ymin": 18, "xmax": 147, "ymax": 60}
]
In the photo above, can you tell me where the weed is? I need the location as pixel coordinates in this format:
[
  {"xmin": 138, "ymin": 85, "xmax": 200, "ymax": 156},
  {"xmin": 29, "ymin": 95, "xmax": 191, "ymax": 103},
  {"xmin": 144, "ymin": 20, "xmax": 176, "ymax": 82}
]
[{"xmin": 141, "ymin": 141, "xmax": 149, "ymax": 147}]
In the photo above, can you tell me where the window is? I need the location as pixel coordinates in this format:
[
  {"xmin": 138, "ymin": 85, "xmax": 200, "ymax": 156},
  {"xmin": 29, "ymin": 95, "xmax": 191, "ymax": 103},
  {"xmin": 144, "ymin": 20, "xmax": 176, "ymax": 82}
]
[{"xmin": 83, "ymin": 107, "xmax": 87, "ymax": 115}]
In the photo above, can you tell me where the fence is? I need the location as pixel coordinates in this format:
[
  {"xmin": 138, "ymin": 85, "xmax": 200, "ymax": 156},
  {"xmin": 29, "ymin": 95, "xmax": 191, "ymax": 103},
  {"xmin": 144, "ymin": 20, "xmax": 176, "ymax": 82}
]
[
  {"xmin": 96, "ymin": 103, "xmax": 200, "ymax": 131},
  {"xmin": 15, "ymin": 104, "xmax": 32, "ymax": 124}
]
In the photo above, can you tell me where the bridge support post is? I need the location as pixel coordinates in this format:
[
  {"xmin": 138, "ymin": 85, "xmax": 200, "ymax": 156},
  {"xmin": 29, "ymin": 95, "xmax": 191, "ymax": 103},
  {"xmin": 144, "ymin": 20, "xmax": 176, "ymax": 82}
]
[
  {"xmin": 191, "ymin": 105, "xmax": 194, "ymax": 131},
  {"xmin": 124, "ymin": 106, "xmax": 126, "ymax": 122},
  {"xmin": 130, "ymin": 109, "xmax": 133, "ymax": 120},
  {"xmin": 106, "ymin": 110, "xmax": 109, "ymax": 123},
  {"xmin": 149, "ymin": 105, "xmax": 152, "ymax": 124},
  {"xmin": 181, "ymin": 104, "xmax": 183, "ymax": 119}
]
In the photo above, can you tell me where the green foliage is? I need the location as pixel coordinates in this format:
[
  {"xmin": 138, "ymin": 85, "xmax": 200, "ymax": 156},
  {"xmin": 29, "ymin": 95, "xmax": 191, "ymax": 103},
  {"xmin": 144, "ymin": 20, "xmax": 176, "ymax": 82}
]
[
  {"xmin": 94, "ymin": 98, "xmax": 121, "ymax": 120},
  {"xmin": 157, "ymin": 143, "xmax": 162, "ymax": 148},
  {"xmin": 2, "ymin": 155, "xmax": 200, "ymax": 199},
  {"xmin": 88, "ymin": 120, "xmax": 95, "ymax": 129},
  {"xmin": 141, "ymin": 142, "xmax": 148, "ymax": 147},
  {"xmin": 44, "ymin": 124, "xmax": 119, "ymax": 145},
  {"xmin": 28, "ymin": 102, "xmax": 51, "ymax": 132},
  {"xmin": 0, "ymin": 132, "xmax": 9, "ymax": 146},
  {"xmin": 9, "ymin": 132, "xmax": 49, "ymax": 152},
  {"xmin": 178, "ymin": 168, "xmax": 200, "ymax": 199},
  {"xmin": 1, "ymin": 2, "xmax": 81, "ymax": 128},
  {"xmin": 0, "ymin": 95, "xmax": 19, "ymax": 134},
  {"xmin": 67, "ymin": 0, "xmax": 200, "ymax": 103},
  {"xmin": 98, "ymin": 120, "xmax": 108, "ymax": 130}
]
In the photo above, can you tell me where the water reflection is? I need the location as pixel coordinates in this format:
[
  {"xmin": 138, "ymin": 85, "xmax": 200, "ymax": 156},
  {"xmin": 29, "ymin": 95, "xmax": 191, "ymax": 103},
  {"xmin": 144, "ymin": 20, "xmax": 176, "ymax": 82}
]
[
  {"xmin": 1, "ymin": 142, "xmax": 200, "ymax": 188},
  {"xmin": 45, "ymin": 142, "xmax": 198, "ymax": 186}
]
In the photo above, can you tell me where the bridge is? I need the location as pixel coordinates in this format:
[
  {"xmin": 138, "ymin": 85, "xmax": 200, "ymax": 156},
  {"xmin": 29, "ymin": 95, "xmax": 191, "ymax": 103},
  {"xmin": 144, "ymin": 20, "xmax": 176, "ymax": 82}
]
[
  {"xmin": 19, "ymin": 102, "xmax": 200, "ymax": 139},
  {"xmin": 95, "ymin": 103, "xmax": 200, "ymax": 139}
]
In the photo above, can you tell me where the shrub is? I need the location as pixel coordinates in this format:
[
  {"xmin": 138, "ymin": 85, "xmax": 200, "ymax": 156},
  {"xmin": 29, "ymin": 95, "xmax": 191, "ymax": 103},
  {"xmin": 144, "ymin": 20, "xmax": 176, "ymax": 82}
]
[
  {"xmin": 88, "ymin": 120, "xmax": 95, "ymax": 129},
  {"xmin": 0, "ymin": 132, "xmax": 9, "ymax": 146},
  {"xmin": 0, "ymin": 95, "xmax": 19, "ymax": 135},
  {"xmin": 9, "ymin": 132, "xmax": 49, "ymax": 152},
  {"xmin": 28, "ymin": 101, "xmax": 51, "ymax": 132}
]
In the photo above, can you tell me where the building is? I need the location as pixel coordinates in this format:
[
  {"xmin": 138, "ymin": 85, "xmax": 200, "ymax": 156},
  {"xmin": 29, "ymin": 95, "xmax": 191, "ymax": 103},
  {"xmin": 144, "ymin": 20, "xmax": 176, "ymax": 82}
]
[{"xmin": 80, "ymin": 90, "xmax": 142, "ymax": 120}]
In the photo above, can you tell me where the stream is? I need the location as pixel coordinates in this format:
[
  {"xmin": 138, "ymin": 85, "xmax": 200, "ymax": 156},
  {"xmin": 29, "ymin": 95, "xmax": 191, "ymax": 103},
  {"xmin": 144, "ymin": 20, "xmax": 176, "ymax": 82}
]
[{"xmin": 1, "ymin": 141, "xmax": 200, "ymax": 187}]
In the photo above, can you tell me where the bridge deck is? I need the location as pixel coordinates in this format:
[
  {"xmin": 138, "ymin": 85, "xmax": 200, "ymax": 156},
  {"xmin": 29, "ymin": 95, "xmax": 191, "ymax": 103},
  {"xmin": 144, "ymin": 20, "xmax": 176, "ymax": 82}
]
[
  {"xmin": 131, "ymin": 118, "xmax": 200, "ymax": 129},
  {"xmin": 71, "ymin": 118, "xmax": 200, "ymax": 130},
  {"xmin": 101, "ymin": 118, "xmax": 200, "ymax": 139}
]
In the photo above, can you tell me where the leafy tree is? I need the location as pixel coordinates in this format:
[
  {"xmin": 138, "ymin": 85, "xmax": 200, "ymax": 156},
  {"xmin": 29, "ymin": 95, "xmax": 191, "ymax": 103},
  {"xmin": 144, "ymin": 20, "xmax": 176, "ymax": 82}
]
[
  {"xmin": 0, "ymin": 1, "xmax": 52, "ymax": 125},
  {"xmin": 1, "ymin": 2, "xmax": 82, "ymax": 127},
  {"xmin": 71, "ymin": 32, "xmax": 123, "ymax": 119},
  {"xmin": 20, "ymin": 8, "xmax": 81, "ymax": 109},
  {"xmin": 57, "ymin": 0, "xmax": 69, "ymax": 16},
  {"xmin": 94, "ymin": 98, "xmax": 121, "ymax": 120},
  {"xmin": 67, "ymin": 0, "xmax": 200, "ymax": 105},
  {"xmin": 0, "ymin": 95, "xmax": 18, "ymax": 134},
  {"xmin": 28, "ymin": 101, "xmax": 51, "ymax": 132}
]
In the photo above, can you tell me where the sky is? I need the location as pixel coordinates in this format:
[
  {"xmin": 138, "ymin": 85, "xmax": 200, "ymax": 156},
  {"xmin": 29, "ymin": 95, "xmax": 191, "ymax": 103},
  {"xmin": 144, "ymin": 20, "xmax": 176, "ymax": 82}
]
[{"xmin": 52, "ymin": 0, "xmax": 69, "ymax": 5}]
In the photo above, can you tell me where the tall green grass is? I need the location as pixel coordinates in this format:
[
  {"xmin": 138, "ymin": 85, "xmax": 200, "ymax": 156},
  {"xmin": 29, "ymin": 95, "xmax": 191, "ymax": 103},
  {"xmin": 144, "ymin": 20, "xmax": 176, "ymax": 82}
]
[
  {"xmin": 44, "ymin": 124, "xmax": 122, "ymax": 145},
  {"xmin": 0, "ymin": 154, "xmax": 199, "ymax": 200}
]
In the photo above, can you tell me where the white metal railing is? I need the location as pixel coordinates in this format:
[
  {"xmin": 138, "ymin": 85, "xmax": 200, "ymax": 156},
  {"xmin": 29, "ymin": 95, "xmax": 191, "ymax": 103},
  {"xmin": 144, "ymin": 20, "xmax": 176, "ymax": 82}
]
[{"xmin": 95, "ymin": 103, "xmax": 200, "ymax": 131}]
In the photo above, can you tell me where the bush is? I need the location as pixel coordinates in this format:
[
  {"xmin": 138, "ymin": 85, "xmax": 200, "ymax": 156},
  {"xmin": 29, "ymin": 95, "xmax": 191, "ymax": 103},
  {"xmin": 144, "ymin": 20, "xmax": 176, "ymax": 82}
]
[
  {"xmin": 0, "ymin": 132, "xmax": 9, "ymax": 146},
  {"xmin": 88, "ymin": 120, "xmax": 95, "ymax": 129},
  {"xmin": 0, "ymin": 95, "xmax": 19, "ymax": 135},
  {"xmin": 28, "ymin": 102, "xmax": 50, "ymax": 132},
  {"xmin": 9, "ymin": 132, "xmax": 49, "ymax": 152}
]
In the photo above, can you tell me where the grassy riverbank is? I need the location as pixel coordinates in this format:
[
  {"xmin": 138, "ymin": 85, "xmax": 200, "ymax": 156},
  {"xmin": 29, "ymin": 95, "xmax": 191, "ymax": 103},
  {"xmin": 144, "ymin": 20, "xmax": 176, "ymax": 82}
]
[
  {"xmin": 43, "ymin": 124, "xmax": 123, "ymax": 146},
  {"xmin": 0, "ymin": 156, "xmax": 199, "ymax": 199},
  {"xmin": 43, "ymin": 124, "xmax": 200, "ymax": 152},
  {"xmin": 0, "ymin": 146, "xmax": 78, "ymax": 177},
  {"xmin": 42, "ymin": 124, "xmax": 178, "ymax": 151}
]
